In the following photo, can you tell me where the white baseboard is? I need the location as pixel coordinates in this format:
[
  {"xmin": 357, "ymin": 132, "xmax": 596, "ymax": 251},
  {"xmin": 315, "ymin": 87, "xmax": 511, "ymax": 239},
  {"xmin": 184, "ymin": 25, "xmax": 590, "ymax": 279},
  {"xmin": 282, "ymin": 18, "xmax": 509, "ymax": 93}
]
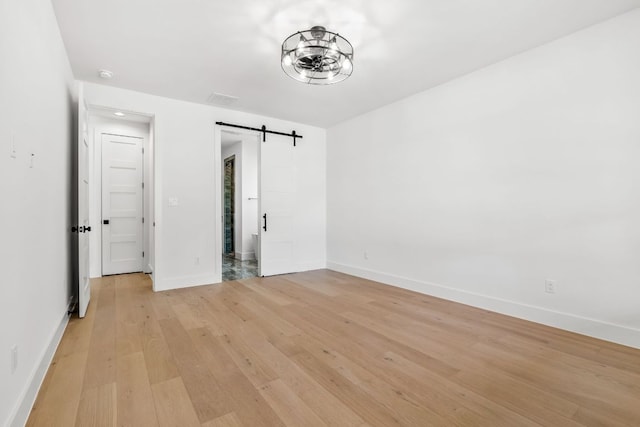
[
  {"xmin": 8, "ymin": 305, "xmax": 71, "ymax": 427},
  {"xmin": 235, "ymin": 251, "xmax": 255, "ymax": 261},
  {"xmin": 154, "ymin": 273, "xmax": 219, "ymax": 292},
  {"xmin": 296, "ymin": 260, "xmax": 327, "ymax": 272},
  {"xmin": 327, "ymin": 261, "xmax": 640, "ymax": 350}
]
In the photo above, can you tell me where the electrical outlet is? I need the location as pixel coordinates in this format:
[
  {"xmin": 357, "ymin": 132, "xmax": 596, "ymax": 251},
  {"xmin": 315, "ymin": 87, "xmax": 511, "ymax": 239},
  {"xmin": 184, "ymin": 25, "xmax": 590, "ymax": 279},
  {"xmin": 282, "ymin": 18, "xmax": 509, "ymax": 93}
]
[
  {"xmin": 10, "ymin": 345, "xmax": 18, "ymax": 374},
  {"xmin": 545, "ymin": 279, "xmax": 556, "ymax": 294}
]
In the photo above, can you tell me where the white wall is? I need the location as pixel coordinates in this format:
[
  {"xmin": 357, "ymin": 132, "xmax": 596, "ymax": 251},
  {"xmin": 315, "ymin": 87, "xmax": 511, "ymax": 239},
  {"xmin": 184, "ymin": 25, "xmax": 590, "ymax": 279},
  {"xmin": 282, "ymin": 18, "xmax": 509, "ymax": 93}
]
[
  {"xmin": 0, "ymin": 0, "xmax": 76, "ymax": 425},
  {"xmin": 89, "ymin": 116, "xmax": 151, "ymax": 278},
  {"xmin": 84, "ymin": 82, "xmax": 327, "ymax": 291},
  {"xmin": 327, "ymin": 9, "xmax": 640, "ymax": 349}
]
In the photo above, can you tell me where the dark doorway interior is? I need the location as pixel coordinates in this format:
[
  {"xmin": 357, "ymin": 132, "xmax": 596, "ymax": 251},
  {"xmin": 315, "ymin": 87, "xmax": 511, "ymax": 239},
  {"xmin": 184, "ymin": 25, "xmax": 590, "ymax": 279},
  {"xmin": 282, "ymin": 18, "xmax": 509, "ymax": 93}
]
[{"xmin": 224, "ymin": 155, "xmax": 235, "ymax": 255}]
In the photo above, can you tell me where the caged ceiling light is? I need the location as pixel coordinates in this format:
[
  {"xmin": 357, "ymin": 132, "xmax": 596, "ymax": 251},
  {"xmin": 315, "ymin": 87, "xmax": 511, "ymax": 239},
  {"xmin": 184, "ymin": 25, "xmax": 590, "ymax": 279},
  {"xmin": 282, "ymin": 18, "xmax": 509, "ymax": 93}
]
[{"xmin": 281, "ymin": 25, "xmax": 354, "ymax": 85}]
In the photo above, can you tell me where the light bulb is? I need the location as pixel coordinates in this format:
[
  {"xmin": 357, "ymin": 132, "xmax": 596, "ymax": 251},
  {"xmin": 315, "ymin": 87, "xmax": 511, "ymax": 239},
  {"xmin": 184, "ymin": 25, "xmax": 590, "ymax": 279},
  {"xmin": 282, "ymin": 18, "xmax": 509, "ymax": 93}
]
[
  {"xmin": 327, "ymin": 72, "xmax": 334, "ymax": 80},
  {"xmin": 342, "ymin": 59, "xmax": 352, "ymax": 71},
  {"xmin": 283, "ymin": 55, "xmax": 292, "ymax": 66},
  {"xmin": 300, "ymin": 70, "xmax": 307, "ymax": 78}
]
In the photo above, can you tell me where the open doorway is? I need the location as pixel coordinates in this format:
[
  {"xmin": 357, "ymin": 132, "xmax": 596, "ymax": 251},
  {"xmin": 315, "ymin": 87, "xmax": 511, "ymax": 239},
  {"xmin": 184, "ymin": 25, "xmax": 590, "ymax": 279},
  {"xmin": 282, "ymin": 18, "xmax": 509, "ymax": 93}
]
[
  {"xmin": 221, "ymin": 130, "xmax": 259, "ymax": 281},
  {"xmin": 87, "ymin": 107, "xmax": 155, "ymax": 281}
]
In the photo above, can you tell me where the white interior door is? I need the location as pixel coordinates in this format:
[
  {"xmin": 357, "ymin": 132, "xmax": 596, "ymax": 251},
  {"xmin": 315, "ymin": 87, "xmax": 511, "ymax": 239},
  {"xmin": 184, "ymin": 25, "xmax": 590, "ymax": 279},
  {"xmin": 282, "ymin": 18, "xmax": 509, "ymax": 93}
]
[
  {"xmin": 77, "ymin": 84, "xmax": 91, "ymax": 318},
  {"xmin": 101, "ymin": 133, "xmax": 144, "ymax": 275},
  {"xmin": 260, "ymin": 134, "xmax": 296, "ymax": 276}
]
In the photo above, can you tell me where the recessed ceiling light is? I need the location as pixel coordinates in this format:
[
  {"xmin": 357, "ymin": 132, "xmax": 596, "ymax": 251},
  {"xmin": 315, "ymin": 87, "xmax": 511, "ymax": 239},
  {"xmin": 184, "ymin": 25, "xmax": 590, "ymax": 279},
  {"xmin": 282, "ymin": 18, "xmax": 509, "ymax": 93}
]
[
  {"xmin": 114, "ymin": 111, "xmax": 125, "ymax": 117},
  {"xmin": 98, "ymin": 69, "xmax": 113, "ymax": 79}
]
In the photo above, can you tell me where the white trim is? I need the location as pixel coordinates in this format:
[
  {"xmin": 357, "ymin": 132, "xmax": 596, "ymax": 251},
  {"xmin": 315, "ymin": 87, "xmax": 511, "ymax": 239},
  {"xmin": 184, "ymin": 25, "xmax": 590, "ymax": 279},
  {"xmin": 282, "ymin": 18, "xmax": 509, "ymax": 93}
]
[
  {"xmin": 154, "ymin": 273, "xmax": 220, "ymax": 292},
  {"xmin": 327, "ymin": 261, "xmax": 640, "ymax": 350},
  {"xmin": 7, "ymin": 307, "xmax": 71, "ymax": 427},
  {"xmin": 296, "ymin": 260, "xmax": 327, "ymax": 272},
  {"xmin": 235, "ymin": 251, "xmax": 255, "ymax": 261},
  {"xmin": 214, "ymin": 124, "xmax": 223, "ymax": 285}
]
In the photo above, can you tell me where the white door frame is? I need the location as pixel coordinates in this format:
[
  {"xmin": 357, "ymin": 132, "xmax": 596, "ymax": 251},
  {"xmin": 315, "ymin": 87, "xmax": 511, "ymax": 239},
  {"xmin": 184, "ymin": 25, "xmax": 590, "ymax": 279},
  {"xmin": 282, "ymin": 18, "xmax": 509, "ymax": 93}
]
[
  {"xmin": 214, "ymin": 125, "xmax": 262, "ymax": 282},
  {"xmin": 85, "ymin": 107, "xmax": 155, "ymax": 282}
]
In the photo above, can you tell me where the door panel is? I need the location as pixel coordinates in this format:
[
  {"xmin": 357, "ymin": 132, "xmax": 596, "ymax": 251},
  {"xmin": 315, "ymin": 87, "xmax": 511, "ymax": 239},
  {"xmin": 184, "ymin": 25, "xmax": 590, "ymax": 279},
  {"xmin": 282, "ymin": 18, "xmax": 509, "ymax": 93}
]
[
  {"xmin": 260, "ymin": 134, "xmax": 296, "ymax": 277},
  {"xmin": 102, "ymin": 133, "xmax": 144, "ymax": 275},
  {"xmin": 77, "ymin": 84, "xmax": 91, "ymax": 318}
]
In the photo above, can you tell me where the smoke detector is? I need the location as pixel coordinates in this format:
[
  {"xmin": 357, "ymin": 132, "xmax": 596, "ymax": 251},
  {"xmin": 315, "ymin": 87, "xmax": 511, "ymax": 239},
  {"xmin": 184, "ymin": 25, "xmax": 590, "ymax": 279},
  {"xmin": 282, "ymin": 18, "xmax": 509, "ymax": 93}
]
[{"xmin": 98, "ymin": 69, "xmax": 114, "ymax": 79}]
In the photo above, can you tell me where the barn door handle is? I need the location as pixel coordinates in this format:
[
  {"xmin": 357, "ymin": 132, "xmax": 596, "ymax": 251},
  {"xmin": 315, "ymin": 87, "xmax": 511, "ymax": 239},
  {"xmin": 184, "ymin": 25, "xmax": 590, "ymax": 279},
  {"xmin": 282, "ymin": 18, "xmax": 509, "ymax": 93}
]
[
  {"xmin": 263, "ymin": 213, "xmax": 267, "ymax": 232},
  {"xmin": 103, "ymin": 219, "xmax": 110, "ymax": 225},
  {"xmin": 82, "ymin": 226, "xmax": 92, "ymax": 233}
]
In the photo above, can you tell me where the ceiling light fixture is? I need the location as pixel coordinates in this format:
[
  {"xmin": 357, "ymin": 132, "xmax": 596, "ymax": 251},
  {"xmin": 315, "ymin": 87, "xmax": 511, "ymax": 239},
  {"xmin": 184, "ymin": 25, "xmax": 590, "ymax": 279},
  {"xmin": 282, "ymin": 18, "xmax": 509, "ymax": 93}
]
[
  {"xmin": 114, "ymin": 111, "xmax": 125, "ymax": 117},
  {"xmin": 281, "ymin": 25, "xmax": 354, "ymax": 85}
]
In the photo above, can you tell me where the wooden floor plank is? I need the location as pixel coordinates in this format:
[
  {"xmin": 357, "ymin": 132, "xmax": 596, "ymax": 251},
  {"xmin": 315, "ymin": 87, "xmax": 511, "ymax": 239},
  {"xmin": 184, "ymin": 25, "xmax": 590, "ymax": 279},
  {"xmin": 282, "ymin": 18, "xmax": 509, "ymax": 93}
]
[
  {"xmin": 116, "ymin": 351, "xmax": 158, "ymax": 426},
  {"xmin": 258, "ymin": 379, "xmax": 327, "ymax": 427},
  {"xmin": 158, "ymin": 318, "xmax": 230, "ymax": 423},
  {"xmin": 26, "ymin": 351, "xmax": 88, "ymax": 427},
  {"xmin": 74, "ymin": 382, "xmax": 117, "ymax": 427},
  {"xmin": 82, "ymin": 277, "xmax": 117, "ymax": 390},
  {"xmin": 151, "ymin": 377, "xmax": 201, "ymax": 427},
  {"xmin": 188, "ymin": 327, "xmax": 286, "ymax": 427},
  {"xmin": 201, "ymin": 412, "xmax": 244, "ymax": 427},
  {"xmin": 26, "ymin": 270, "xmax": 640, "ymax": 427}
]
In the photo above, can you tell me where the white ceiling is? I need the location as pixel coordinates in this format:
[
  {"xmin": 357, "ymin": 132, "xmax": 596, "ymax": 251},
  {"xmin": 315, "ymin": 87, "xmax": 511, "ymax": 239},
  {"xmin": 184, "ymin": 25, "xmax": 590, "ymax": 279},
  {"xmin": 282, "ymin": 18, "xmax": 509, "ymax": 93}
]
[{"xmin": 52, "ymin": 0, "xmax": 640, "ymax": 127}]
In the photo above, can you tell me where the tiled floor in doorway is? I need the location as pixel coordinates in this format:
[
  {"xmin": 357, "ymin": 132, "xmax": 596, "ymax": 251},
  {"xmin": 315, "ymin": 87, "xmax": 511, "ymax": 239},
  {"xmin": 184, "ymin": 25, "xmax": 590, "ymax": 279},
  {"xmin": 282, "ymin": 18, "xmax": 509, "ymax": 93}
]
[{"xmin": 222, "ymin": 254, "xmax": 258, "ymax": 281}]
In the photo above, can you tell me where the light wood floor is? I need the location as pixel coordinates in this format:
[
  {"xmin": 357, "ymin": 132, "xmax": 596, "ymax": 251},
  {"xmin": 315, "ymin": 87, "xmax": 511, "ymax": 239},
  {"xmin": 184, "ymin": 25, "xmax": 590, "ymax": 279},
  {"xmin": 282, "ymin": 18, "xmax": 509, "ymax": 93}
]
[{"xmin": 27, "ymin": 270, "xmax": 640, "ymax": 426}]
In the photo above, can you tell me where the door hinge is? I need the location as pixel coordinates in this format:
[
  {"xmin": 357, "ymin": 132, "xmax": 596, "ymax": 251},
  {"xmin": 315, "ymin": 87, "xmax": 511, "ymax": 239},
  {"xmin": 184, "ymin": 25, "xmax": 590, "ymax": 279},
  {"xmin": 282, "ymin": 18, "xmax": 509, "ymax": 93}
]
[
  {"xmin": 142, "ymin": 147, "xmax": 144, "ymax": 154},
  {"xmin": 142, "ymin": 251, "xmax": 145, "ymax": 257},
  {"xmin": 142, "ymin": 217, "xmax": 145, "ymax": 224},
  {"xmin": 142, "ymin": 182, "xmax": 145, "ymax": 189}
]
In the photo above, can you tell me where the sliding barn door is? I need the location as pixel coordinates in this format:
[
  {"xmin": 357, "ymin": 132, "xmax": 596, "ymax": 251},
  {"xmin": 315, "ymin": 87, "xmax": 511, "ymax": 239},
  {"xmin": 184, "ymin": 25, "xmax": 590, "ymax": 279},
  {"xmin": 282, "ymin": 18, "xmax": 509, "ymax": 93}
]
[{"xmin": 260, "ymin": 134, "xmax": 296, "ymax": 277}]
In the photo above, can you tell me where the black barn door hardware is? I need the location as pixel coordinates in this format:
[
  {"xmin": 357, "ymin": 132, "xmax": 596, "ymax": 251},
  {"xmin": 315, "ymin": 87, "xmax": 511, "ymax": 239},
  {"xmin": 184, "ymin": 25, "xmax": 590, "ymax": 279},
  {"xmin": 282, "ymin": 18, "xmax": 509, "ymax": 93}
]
[
  {"xmin": 263, "ymin": 213, "xmax": 268, "ymax": 232},
  {"xmin": 216, "ymin": 121, "xmax": 303, "ymax": 146}
]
